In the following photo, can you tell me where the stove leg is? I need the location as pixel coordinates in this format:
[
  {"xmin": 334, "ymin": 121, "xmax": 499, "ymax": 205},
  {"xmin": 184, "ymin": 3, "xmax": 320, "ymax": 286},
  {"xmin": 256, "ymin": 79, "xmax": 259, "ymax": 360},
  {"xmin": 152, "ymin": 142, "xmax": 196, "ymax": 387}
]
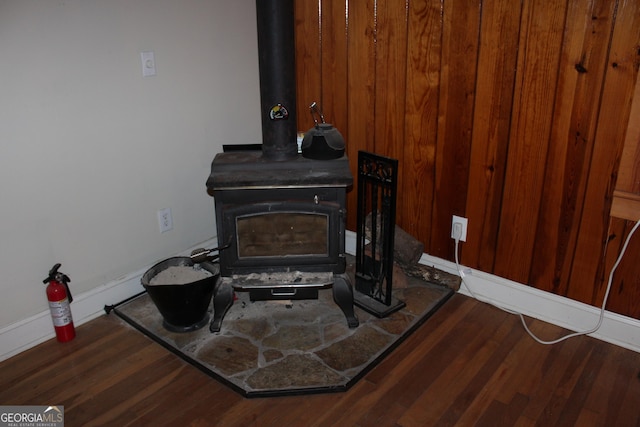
[
  {"xmin": 333, "ymin": 274, "xmax": 359, "ymax": 328},
  {"xmin": 210, "ymin": 279, "xmax": 234, "ymax": 332}
]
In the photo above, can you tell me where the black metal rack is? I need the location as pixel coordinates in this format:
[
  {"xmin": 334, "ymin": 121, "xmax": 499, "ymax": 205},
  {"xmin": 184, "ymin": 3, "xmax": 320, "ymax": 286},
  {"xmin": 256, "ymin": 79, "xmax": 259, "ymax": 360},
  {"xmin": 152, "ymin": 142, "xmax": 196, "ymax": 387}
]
[{"xmin": 354, "ymin": 151, "xmax": 406, "ymax": 317}]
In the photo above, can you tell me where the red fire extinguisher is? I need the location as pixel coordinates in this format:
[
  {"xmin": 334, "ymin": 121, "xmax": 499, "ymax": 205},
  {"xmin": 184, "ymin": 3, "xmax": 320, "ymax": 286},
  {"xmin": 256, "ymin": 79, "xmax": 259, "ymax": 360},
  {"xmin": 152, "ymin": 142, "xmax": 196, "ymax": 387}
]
[{"xmin": 43, "ymin": 263, "xmax": 76, "ymax": 342}]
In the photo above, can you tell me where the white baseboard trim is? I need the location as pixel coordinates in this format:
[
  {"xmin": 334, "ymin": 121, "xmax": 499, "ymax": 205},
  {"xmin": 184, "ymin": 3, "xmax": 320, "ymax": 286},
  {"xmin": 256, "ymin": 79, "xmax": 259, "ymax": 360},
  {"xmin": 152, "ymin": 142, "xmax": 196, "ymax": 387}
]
[
  {"xmin": 0, "ymin": 238, "xmax": 218, "ymax": 362},
  {"xmin": 3, "ymin": 233, "xmax": 638, "ymax": 362},
  {"xmin": 345, "ymin": 231, "xmax": 639, "ymax": 353},
  {"xmin": 421, "ymin": 253, "xmax": 640, "ymax": 353}
]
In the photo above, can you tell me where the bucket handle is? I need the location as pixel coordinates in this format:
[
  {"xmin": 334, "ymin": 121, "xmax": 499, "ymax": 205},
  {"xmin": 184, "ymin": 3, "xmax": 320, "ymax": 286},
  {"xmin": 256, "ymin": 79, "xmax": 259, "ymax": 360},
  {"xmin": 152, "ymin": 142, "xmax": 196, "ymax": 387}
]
[{"xmin": 190, "ymin": 237, "xmax": 232, "ymax": 263}]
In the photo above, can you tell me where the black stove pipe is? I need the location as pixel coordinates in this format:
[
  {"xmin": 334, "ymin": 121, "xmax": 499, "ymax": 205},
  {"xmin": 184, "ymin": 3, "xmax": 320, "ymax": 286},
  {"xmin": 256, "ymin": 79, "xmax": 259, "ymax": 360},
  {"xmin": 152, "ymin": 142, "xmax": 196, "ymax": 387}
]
[{"xmin": 256, "ymin": 0, "xmax": 298, "ymax": 161}]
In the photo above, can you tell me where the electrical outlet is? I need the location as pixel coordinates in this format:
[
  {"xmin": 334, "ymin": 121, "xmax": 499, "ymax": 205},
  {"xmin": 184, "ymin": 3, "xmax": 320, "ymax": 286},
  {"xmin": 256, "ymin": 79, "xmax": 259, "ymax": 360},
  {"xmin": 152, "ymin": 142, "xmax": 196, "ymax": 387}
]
[
  {"xmin": 157, "ymin": 208, "xmax": 173, "ymax": 233},
  {"xmin": 451, "ymin": 215, "xmax": 468, "ymax": 242}
]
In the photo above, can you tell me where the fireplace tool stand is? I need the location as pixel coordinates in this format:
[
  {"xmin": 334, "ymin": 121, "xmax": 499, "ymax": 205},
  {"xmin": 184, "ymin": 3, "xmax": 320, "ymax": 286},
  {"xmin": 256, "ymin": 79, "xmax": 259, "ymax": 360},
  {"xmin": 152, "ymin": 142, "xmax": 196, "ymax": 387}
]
[{"xmin": 354, "ymin": 151, "xmax": 406, "ymax": 317}]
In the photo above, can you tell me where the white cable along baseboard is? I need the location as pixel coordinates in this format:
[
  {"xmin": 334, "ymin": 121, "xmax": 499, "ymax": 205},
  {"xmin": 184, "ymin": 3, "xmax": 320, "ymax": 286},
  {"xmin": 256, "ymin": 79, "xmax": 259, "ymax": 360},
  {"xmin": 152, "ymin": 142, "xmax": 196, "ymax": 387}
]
[{"xmin": 345, "ymin": 231, "xmax": 640, "ymax": 353}]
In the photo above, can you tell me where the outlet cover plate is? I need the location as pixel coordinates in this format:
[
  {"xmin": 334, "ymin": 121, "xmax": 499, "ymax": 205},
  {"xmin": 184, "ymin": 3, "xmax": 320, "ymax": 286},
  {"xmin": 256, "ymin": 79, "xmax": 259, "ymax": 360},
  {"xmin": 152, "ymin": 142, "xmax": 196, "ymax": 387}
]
[
  {"xmin": 451, "ymin": 215, "xmax": 468, "ymax": 242},
  {"xmin": 157, "ymin": 208, "xmax": 173, "ymax": 233}
]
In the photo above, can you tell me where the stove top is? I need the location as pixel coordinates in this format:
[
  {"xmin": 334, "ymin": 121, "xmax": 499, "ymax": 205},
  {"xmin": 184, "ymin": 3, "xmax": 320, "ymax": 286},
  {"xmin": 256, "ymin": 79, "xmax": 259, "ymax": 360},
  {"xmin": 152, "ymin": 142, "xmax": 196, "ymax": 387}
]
[{"xmin": 206, "ymin": 151, "xmax": 353, "ymax": 191}]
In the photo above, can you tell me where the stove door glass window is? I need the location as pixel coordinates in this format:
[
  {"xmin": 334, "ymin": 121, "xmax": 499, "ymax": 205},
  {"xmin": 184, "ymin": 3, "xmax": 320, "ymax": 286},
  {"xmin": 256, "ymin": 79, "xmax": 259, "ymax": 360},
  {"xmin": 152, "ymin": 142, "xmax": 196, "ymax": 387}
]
[{"xmin": 237, "ymin": 212, "xmax": 328, "ymax": 258}]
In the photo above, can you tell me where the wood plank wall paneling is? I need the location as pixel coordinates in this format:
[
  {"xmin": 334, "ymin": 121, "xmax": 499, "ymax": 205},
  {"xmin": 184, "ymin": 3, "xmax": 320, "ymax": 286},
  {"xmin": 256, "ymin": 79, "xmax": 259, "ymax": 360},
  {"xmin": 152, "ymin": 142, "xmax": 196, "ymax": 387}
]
[
  {"xmin": 295, "ymin": 0, "xmax": 321, "ymax": 117},
  {"xmin": 617, "ymin": 76, "xmax": 640, "ymax": 196},
  {"xmin": 493, "ymin": 0, "xmax": 568, "ymax": 282},
  {"xmin": 432, "ymin": 0, "xmax": 479, "ymax": 257},
  {"xmin": 294, "ymin": 0, "xmax": 640, "ymax": 319},
  {"xmin": 530, "ymin": 0, "xmax": 616, "ymax": 297},
  {"xmin": 401, "ymin": 0, "xmax": 442, "ymax": 246},
  {"xmin": 612, "ymin": 71, "xmax": 640, "ymax": 221},
  {"xmin": 598, "ymin": 0, "xmax": 640, "ymax": 317},
  {"xmin": 569, "ymin": 0, "xmax": 640, "ymax": 310},
  {"xmin": 373, "ymin": 0, "xmax": 409, "ymax": 163},
  {"xmin": 465, "ymin": 0, "xmax": 521, "ymax": 272}
]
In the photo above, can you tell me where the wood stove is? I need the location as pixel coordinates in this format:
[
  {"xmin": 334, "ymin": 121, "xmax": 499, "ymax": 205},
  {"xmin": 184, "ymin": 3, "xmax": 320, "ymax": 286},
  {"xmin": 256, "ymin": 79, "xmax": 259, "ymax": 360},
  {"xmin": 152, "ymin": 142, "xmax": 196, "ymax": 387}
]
[
  {"xmin": 206, "ymin": 152, "xmax": 358, "ymax": 331},
  {"xmin": 203, "ymin": 0, "xmax": 358, "ymax": 332}
]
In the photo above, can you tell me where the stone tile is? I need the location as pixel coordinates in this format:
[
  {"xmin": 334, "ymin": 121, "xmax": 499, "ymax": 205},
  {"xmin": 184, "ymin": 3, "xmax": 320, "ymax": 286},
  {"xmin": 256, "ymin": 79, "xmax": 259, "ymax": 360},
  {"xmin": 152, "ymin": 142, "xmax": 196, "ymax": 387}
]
[
  {"xmin": 323, "ymin": 322, "xmax": 350, "ymax": 342},
  {"xmin": 374, "ymin": 311, "xmax": 415, "ymax": 335},
  {"xmin": 262, "ymin": 349, "xmax": 284, "ymax": 363},
  {"xmin": 315, "ymin": 325, "xmax": 394, "ymax": 371},
  {"xmin": 197, "ymin": 336, "xmax": 258, "ymax": 376},
  {"xmin": 226, "ymin": 317, "xmax": 273, "ymax": 341},
  {"xmin": 246, "ymin": 354, "xmax": 346, "ymax": 390},
  {"xmin": 262, "ymin": 324, "xmax": 323, "ymax": 352},
  {"xmin": 403, "ymin": 284, "xmax": 448, "ymax": 315}
]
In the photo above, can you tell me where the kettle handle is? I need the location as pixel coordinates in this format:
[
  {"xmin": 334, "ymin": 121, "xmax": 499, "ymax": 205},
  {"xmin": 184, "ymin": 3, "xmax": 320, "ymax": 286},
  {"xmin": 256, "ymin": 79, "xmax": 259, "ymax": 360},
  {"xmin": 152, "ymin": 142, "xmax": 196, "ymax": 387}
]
[{"xmin": 309, "ymin": 102, "xmax": 325, "ymax": 126}]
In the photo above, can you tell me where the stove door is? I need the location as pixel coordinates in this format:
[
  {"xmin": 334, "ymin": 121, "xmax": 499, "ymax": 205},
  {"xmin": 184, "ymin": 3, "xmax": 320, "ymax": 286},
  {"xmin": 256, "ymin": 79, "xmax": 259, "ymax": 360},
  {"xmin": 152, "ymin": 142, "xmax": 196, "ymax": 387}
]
[{"xmin": 216, "ymin": 191, "xmax": 346, "ymax": 275}]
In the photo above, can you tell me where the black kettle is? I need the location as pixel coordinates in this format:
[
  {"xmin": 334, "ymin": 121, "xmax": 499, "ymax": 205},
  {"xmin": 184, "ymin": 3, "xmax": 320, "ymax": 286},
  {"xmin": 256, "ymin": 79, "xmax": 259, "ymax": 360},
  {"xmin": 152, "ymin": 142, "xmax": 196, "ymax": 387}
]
[{"xmin": 301, "ymin": 102, "xmax": 345, "ymax": 160}]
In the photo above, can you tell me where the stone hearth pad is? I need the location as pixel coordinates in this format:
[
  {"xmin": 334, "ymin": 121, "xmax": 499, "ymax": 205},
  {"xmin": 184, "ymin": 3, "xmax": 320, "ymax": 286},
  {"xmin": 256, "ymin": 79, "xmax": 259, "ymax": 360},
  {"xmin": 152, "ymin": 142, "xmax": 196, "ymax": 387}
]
[{"xmin": 110, "ymin": 262, "xmax": 453, "ymax": 397}]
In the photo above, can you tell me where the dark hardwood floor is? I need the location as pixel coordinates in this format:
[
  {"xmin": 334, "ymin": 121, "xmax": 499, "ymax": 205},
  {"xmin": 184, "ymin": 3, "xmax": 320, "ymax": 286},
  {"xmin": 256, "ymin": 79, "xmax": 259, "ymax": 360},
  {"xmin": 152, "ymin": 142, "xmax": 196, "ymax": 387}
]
[{"xmin": 2, "ymin": 294, "xmax": 639, "ymax": 426}]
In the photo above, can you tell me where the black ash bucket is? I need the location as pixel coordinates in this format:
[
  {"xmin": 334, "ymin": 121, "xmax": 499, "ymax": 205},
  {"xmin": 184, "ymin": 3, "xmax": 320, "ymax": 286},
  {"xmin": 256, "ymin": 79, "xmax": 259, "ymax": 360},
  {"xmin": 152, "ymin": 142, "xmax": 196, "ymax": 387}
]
[{"xmin": 141, "ymin": 257, "xmax": 219, "ymax": 332}]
